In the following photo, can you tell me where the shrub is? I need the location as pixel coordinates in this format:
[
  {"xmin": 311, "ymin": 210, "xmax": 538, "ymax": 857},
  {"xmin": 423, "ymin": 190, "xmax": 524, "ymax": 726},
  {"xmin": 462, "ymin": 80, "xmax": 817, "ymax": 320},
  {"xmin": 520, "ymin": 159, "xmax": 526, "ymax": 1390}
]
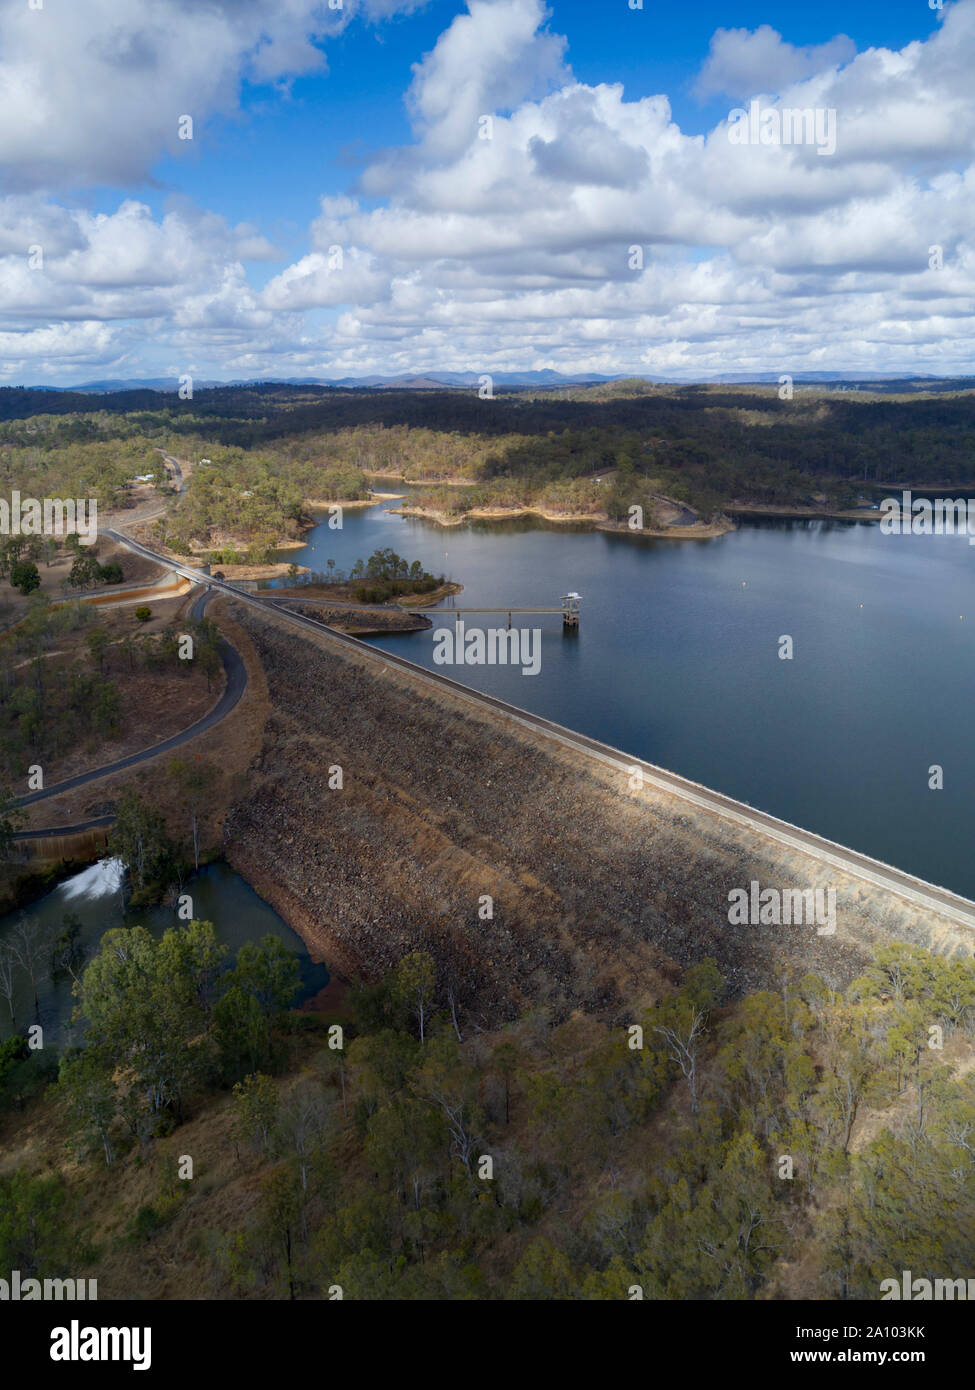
[
  {"xmin": 10, "ymin": 560, "xmax": 40, "ymax": 595},
  {"xmin": 129, "ymin": 1205, "xmax": 165, "ymax": 1242}
]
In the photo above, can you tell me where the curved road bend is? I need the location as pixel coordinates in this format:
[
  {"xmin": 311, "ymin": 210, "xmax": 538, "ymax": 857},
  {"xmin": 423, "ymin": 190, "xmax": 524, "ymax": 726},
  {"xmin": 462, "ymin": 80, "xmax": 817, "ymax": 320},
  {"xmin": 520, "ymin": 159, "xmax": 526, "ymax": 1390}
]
[
  {"xmin": 13, "ymin": 587, "xmax": 247, "ymax": 814},
  {"xmin": 106, "ymin": 529, "xmax": 975, "ymax": 934}
]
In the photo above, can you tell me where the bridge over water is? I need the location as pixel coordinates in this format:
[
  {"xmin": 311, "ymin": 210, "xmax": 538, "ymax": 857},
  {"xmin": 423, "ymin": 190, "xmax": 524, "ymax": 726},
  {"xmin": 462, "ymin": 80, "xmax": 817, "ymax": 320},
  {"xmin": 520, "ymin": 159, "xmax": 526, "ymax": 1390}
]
[{"xmin": 424, "ymin": 593, "xmax": 581, "ymax": 627}]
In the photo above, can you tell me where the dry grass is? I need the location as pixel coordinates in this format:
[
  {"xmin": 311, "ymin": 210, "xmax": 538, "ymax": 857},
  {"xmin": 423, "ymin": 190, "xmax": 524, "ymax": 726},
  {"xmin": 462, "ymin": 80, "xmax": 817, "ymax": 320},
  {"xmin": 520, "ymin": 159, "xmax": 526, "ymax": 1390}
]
[
  {"xmin": 0, "ymin": 539, "xmax": 165, "ymax": 626},
  {"xmin": 14, "ymin": 594, "xmax": 270, "ymax": 857}
]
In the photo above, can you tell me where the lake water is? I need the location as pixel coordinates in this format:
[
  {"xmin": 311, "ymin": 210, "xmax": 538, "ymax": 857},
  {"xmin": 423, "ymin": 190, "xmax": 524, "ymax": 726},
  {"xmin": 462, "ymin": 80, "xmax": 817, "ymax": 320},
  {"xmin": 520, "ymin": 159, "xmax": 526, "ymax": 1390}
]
[
  {"xmin": 275, "ymin": 497, "xmax": 975, "ymax": 901},
  {"xmin": 0, "ymin": 860, "xmax": 328, "ymax": 1042}
]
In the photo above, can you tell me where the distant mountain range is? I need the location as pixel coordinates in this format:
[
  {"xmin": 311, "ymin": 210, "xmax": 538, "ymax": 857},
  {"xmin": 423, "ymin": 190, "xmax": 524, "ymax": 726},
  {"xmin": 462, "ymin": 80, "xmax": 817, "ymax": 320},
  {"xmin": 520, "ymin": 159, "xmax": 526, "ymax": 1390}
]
[
  {"xmin": 31, "ymin": 371, "xmax": 623, "ymax": 392},
  {"xmin": 23, "ymin": 369, "xmax": 962, "ymax": 394}
]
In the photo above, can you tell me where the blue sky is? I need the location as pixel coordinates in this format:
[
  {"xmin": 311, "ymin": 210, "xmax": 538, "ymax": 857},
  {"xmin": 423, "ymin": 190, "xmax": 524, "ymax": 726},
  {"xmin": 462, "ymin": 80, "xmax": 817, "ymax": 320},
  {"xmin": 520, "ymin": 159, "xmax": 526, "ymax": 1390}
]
[
  {"xmin": 135, "ymin": 1, "xmax": 945, "ymax": 245},
  {"xmin": 0, "ymin": 0, "xmax": 970, "ymax": 383}
]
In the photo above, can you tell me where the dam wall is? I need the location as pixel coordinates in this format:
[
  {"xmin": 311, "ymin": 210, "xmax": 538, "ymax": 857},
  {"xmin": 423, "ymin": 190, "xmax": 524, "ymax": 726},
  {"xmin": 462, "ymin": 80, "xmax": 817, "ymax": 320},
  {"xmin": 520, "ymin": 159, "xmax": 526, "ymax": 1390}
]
[{"xmin": 223, "ymin": 601, "xmax": 974, "ymax": 1018}]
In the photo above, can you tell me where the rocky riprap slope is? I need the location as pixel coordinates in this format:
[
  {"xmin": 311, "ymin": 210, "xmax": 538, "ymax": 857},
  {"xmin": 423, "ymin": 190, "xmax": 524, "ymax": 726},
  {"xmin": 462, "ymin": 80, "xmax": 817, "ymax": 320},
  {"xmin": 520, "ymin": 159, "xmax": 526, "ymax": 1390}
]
[
  {"xmin": 285, "ymin": 601, "xmax": 431, "ymax": 634},
  {"xmin": 223, "ymin": 604, "xmax": 972, "ymax": 1022}
]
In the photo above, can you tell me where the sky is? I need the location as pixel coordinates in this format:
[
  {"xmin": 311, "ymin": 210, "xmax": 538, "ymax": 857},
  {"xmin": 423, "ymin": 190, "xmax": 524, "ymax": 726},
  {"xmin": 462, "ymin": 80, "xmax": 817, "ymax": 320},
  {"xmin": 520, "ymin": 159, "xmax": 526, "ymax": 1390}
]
[{"xmin": 0, "ymin": 0, "xmax": 972, "ymax": 385}]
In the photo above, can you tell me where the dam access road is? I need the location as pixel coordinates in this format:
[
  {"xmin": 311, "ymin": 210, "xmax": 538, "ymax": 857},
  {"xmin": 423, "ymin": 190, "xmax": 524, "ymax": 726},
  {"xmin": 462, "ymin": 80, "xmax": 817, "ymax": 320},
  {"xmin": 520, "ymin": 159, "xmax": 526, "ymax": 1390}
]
[
  {"xmin": 103, "ymin": 527, "xmax": 975, "ymax": 940},
  {"xmin": 13, "ymin": 587, "xmax": 246, "ymax": 822}
]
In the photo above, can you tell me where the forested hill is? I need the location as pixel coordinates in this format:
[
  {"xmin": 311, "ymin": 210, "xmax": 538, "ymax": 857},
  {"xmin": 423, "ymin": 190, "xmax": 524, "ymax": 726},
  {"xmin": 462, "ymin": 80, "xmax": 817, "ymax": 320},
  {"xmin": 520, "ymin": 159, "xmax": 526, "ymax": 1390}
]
[
  {"xmin": 3, "ymin": 382, "xmax": 975, "ymax": 517},
  {"xmin": 2, "ymin": 379, "xmax": 975, "ymax": 447},
  {"xmin": 2, "ymin": 938, "xmax": 973, "ymax": 1300}
]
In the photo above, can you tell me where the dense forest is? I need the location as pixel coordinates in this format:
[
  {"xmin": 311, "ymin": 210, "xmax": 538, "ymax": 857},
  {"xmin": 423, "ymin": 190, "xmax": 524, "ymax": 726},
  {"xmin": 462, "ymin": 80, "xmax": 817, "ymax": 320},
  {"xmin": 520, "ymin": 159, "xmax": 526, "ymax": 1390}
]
[
  {"xmin": 3, "ymin": 383, "xmax": 974, "ymax": 538},
  {"xmin": 1, "ymin": 924, "xmax": 972, "ymax": 1300}
]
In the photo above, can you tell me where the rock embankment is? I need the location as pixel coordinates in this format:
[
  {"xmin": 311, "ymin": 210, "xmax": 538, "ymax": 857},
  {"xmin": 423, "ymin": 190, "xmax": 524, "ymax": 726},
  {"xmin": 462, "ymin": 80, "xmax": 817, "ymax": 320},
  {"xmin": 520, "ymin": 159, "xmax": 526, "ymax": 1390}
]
[
  {"xmin": 283, "ymin": 602, "xmax": 432, "ymax": 635},
  {"xmin": 223, "ymin": 603, "xmax": 973, "ymax": 1021}
]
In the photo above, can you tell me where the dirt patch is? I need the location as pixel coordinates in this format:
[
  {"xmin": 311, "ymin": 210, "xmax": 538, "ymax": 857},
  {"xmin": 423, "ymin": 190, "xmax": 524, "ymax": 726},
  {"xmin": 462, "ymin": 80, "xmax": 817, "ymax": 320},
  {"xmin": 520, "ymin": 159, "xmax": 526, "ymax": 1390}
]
[
  {"xmin": 389, "ymin": 503, "xmax": 735, "ymax": 539},
  {"xmin": 596, "ymin": 517, "xmax": 736, "ymax": 539},
  {"xmin": 212, "ymin": 563, "xmax": 309, "ymax": 581},
  {"xmin": 0, "ymin": 538, "xmax": 166, "ymax": 625}
]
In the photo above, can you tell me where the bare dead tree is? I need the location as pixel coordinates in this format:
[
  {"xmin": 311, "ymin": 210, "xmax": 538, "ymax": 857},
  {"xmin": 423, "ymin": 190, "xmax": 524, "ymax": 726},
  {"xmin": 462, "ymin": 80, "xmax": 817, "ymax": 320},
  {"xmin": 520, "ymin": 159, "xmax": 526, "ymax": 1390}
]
[
  {"xmin": 654, "ymin": 1007, "xmax": 708, "ymax": 1115},
  {"xmin": 446, "ymin": 984, "xmax": 463, "ymax": 1042},
  {"xmin": 10, "ymin": 916, "xmax": 50, "ymax": 1020},
  {"xmin": 427, "ymin": 1087, "xmax": 480, "ymax": 1177},
  {"xmin": 278, "ymin": 1081, "xmax": 333, "ymax": 1194},
  {"xmin": 0, "ymin": 942, "xmax": 18, "ymax": 1026}
]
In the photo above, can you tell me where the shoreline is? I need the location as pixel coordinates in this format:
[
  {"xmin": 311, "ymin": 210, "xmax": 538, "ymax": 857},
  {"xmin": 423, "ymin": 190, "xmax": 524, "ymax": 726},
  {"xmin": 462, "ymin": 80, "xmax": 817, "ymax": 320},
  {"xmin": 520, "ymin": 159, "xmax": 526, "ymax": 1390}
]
[
  {"xmin": 725, "ymin": 503, "xmax": 883, "ymax": 522},
  {"xmin": 597, "ymin": 516, "xmax": 736, "ymax": 540},
  {"xmin": 213, "ymin": 561, "xmax": 310, "ymax": 580},
  {"xmin": 271, "ymin": 578, "xmax": 462, "ymax": 606},
  {"xmin": 304, "ymin": 492, "xmax": 404, "ymax": 509},
  {"xmin": 189, "ymin": 495, "xmax": 404, "ymax": 566},
  {"xmin": 0, "ymin": 848, "xmax": 355, "ymax": 1019},
  {"xmin": 151, "ymin": 489, "xmax": 885, "ymax": 588},
  {"xmin": 266, "ymin": 579, "xmax": 463, "ymax": 633},
  {"xmin": 387, "ymin": 502, "xmax": 736, "ymax": 539}
]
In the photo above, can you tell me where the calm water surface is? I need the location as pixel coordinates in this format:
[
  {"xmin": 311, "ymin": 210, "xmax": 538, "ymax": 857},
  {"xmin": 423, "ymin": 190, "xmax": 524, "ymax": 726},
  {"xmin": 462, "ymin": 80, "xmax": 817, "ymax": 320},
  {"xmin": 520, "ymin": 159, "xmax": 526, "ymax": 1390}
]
[{"xmin": 275, "ymin": 499, "xmax": 975, "ymax": 900}]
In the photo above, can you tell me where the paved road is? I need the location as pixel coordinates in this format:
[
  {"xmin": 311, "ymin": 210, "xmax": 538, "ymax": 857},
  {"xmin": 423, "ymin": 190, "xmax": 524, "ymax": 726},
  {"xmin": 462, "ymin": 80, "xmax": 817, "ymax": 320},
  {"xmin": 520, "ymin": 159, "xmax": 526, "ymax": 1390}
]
[
  {"xmin": 156, "ymin": 449, "xmax": 186, "ymax": 496},
  {"xmin": 14, "ymin": 815, "xmax": 114, "ymax": 842},
  {"xmin": 104, "ymin": 529, "xmax": 975, "ymax": 934},
  {"xmin": 13, "ymin": 587, "xmax": 246, "ymax": 816}
]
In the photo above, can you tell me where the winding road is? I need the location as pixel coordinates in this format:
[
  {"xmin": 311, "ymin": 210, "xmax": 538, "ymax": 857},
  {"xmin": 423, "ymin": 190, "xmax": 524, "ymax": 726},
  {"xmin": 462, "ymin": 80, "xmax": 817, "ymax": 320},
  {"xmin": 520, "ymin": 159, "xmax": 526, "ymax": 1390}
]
[{"xmin": 13, "ymin": 587, "xmax": 246, "ymax": 829}]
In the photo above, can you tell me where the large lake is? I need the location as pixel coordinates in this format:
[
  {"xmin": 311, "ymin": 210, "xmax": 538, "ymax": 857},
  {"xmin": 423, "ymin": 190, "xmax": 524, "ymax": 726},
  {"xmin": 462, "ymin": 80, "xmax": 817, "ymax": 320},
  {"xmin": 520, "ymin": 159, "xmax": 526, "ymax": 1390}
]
[{"xmin": 277, "ymin": 498, "xmax": 975, "ymax": 901}]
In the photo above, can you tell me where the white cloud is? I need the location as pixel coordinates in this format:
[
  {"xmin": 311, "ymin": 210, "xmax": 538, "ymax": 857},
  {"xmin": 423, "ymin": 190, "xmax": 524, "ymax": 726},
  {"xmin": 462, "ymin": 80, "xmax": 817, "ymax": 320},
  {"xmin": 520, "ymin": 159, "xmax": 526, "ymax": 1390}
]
[
  {"xmin": 268, "ymin": 0, "xmax": 975, "ymax": 376},
  {"xmin": 0, "ymin": 0, "xmax": 426, "ymax": 191},
  {"xmin": 262, "ymin": 247, "xmax": 389, "ymax": 310},
  {"xmin": 694, "ymin": 24, "xmax": 857, "ymax": 101},
  {"xmin": 528, "ymin": 89, "xmax": 649, "ymax": 188},
  {"xmin": 0, "ymin": 197, "xmax": 278, "ymax": 333},
  {"xmin": 4, "ymin": 0, "xmax": 975, "ymax": 381},
  {"xmin": 405, "ymin": 0, "xmax": 568, "ymax": 160}
]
